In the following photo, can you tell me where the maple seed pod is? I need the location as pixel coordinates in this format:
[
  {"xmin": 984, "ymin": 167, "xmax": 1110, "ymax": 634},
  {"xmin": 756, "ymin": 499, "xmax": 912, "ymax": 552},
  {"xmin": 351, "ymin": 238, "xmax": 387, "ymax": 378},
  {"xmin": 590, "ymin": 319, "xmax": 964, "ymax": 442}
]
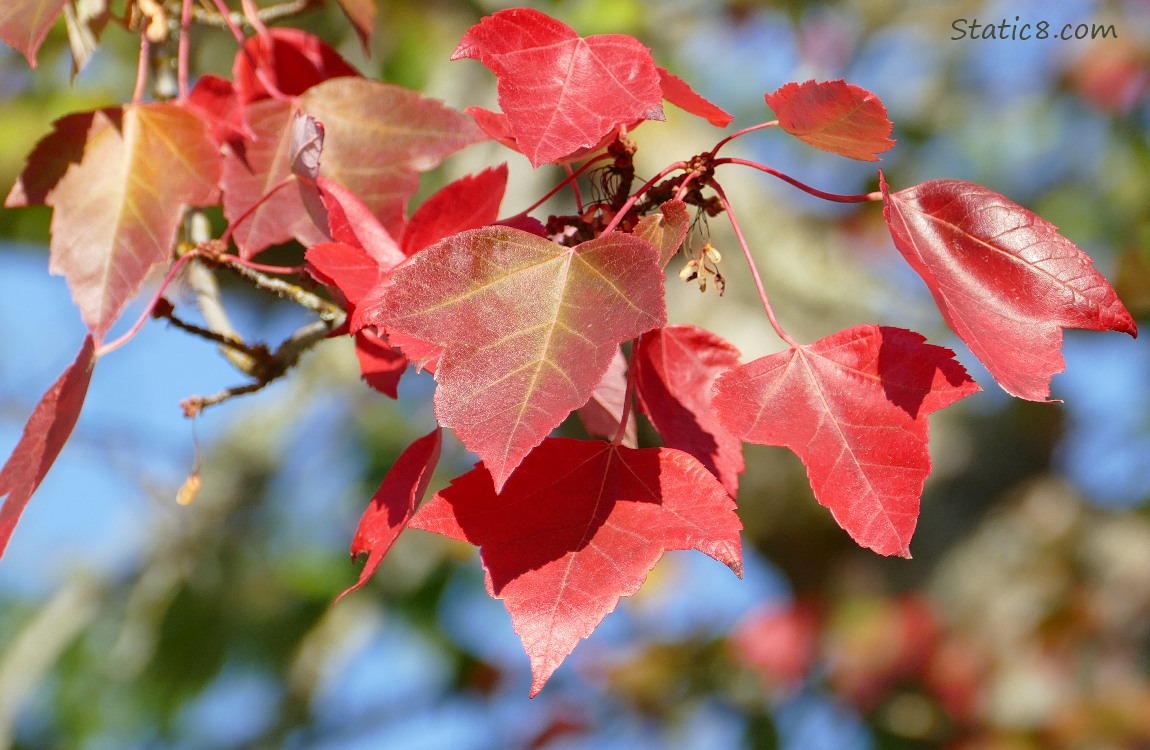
[
  {"xmin": 678, "ymin": 259, "xmax": 699, "ymax": 281},
  {"xmin": 176, "ymin": 472, "xmax": 202, "ymax": 506}
]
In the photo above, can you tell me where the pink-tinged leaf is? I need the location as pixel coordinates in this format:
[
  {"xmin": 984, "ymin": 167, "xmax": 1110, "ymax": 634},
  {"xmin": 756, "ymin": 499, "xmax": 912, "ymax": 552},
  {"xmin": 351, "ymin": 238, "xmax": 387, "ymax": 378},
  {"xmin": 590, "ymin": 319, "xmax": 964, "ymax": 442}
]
[
  {"xmin": 576, "ymin": 346, "xmax": 636, "ymax": 447},
  {"xmin": 354, "ymin": 329, "xmax": 408, "ymax": 398},
  {"xmin": 657, "ymin": 66, "xmax": 733, "ymax": 127},
  {"xmin": 712, "ymin": 325, "xmax": 979, "ymax": 557},
  {"xmin": 372, "ymin": 227, "xmax": 666, "ymax": 489},
  {"xmin": 221, "ymin": 99, "xmax": 327, "ymax": 257},
  {"xmin": 0, "ymin": 0, "xmax": 66, "ymax": 67},
  {"xmin": 634, "ymin": 326, "xmax": 744, "ymax": 496},
  {"xmin": 453, "ymin": 8, "xmax": 664, "ymax": 167},
  {"xmin": 234, "ymin": 27, "xmax": 359, "ymax": 104},
  {"xmin": 300, "ymin": 77, "xmax": 486, "ymax": 236},
  {"xmin": 410, "ymin": 438, "xmax": 742, "ymax": 695},
  {"xmin": 765, "ymin": 79, "xmax": 894, "ymax": 162},
  {"xmin": 633, "ymin": 199, "xmax": 690, "ymax": 268},
  {"xmin": 880, "ymin": 174, "xmax": 1138, "ymax": 401},
  {"xmin": 0, "ymin": 336, "xmax": 96, "ymax": 557},
  {"xmin": 7, "ymin": 103, "xmax": 220, "ymax": 338},
  {"xmin": 401, "ymin": 164, "xmax": 508, "ymax": 255},
  {"xmin": 336, "ymin": 427, "xmax": 441, "ymax": 602},
  {"xmin": 333, "ymin": 0, "xmax": 375, "ymax": 52}
]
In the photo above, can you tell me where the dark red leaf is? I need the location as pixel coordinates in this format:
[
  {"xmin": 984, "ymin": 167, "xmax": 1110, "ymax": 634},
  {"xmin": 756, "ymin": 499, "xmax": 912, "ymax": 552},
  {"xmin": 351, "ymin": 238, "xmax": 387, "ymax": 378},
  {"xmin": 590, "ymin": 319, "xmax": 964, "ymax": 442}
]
[
  {"xmin": 305, "ymin": 241, "xmax": 382, "ymax": 314},
  {"xmin": 234, "ymin": 27, "xmax": 360, "ymax": 104},
  {"xmin": 634, "ymin": 325, "xmax": 744, "ymax": 496},
  {"xmin": 371, "ymin": 227, "xmax": 665, "ymax": 489},
  {"xmin": 185, "ymin": 74, "xmax": 249, "ymax": 150},
  {"xmin": 453, "ymin": 8, "xmax": 664, "ymax": 167},
  {"xmin": 765, "ymin": 79, "xmax": 894, "ymax": 161},
  {"xmin": 712, "ymin": 325, "xmax": 979, "ymax": 557},
  {"xmin": 881, "ymin": 174, "xmax": 1138, "ymax": 400},
  {"xmin": 657, "ymin": 67, "xmax": 733, "ymax": 127},
  {"xmin": 336, "ymin": 427, "xmax": 441, "ymax": 602},
  {"xmin": 7, "ymin": 103, "xmax": 220, "ymax": 338},
  {"xmin": 410, "ymin": 438, "xmax": 742, "ymax": 695},
  {"xmin": 0, "ymin": 0, "xmax": 67, "ymax": 67},
  {"xmin": 401, "ymin": 165, "xmax": 509, "ymax": 256},
  {"xmin": 0, "ymin": 336, "xmax": 96, "ymax": 557},
  {"xmin": 354, "ymin": 329, "xmax": 409, "ymax": 398}
]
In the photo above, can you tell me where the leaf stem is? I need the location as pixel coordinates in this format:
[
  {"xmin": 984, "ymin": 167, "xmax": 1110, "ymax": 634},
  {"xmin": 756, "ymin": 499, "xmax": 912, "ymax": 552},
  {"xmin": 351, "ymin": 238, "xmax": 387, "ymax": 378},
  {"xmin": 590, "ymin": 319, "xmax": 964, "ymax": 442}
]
[
  {"xmin": 709, "ymin": 120, "xmax": 779, "ymax": 156},
  {"xmin": 178, "ymin": 0, "xmax": 192, "ymax": 99},
  {"xmin": 611, "ymin": 342, "xmax": 638, "ymax": 446},
  {"xmin": 132, "ymin": 32, "xmax": 150, "ymax": 104},
  {"xmin": 96, "ymin": 249, "xmax": 202, "ymax": 357},
  {"xmin": 563, "ymin": 163, "xmax": 585, "ymax": 214},
  {"xmin": 600, "ymin": 161, "xmax": 687, "ymax": 235},
  {"xmin": 715, "ymin": 158, "xmax": 882, "ymax": 203},
  {"xmin": 709, "ymin": 179, "xmax": 799, "ymax": 347}
]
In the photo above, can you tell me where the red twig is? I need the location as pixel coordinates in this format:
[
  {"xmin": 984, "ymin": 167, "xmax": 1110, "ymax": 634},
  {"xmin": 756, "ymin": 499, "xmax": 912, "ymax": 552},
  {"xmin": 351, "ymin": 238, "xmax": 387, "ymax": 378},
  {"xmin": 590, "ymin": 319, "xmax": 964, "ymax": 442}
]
[
  {"xmin": 508, "ymin": 154, "xmax": 612, "ymax": 220},
  {"xmin": 132, "ymin": 32, "xmax": 150, "ymax": 104},
  {"xmin": 611, "ymin": 342, "xmax": 638, "ymax": 446},
  {"xmin": 220, "ymin": 176, "xmax": 294, "ymax": 248},
  {"xmin": 96, "ymin": 250, "xmax": 203, "ymax": 358},
  {"xmin": 178, "ymin": 0, "xmax": 192, "ymax": 99},
  {"xmin": 600, "ymin": 161, "xmax": 688, "ymax": 235},
  {"xmin": 709, "ymin": 179, "xmax": 799, "ymax": 347},
  {"xmin": 709, "ymin": 120, "xmax": 779, "ymax": 156},
  {"xmin": 715, "ymin": 158, "xmax": 882, "ymax": 203}
]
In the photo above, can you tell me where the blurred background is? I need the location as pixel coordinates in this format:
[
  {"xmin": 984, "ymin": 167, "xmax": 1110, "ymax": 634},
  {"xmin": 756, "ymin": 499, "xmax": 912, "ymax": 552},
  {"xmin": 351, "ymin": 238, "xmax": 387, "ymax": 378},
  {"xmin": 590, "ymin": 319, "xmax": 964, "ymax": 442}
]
[{"xmin": 1, "ymin": 0, "xmax": 1149, "ymax": 747}]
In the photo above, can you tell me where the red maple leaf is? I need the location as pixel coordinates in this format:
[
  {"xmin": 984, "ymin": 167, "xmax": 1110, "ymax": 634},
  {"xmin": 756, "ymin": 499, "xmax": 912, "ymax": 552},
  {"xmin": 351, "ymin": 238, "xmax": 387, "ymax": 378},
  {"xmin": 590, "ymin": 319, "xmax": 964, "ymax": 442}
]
[
  {"xmin": 712, "ymin": 325, "xmax": 979, "ymax": 557},
  {"xmin": 401, "ymin": 164, "xmax": 508, "ymax": 255},
  {"xmin": 765, "ymin": 79, "xmax": 895, "ymax": 161},
  {"xmin": 881, "ymin": 174, "xmax": 1138, "ymax": 400},
  {"xmin": 336, "ymin": 427, "xmax": 441, "ymax": 602},
  {"xmin": 657, "ymin": 67, "xmax": 734, "ymax": 128},
  {"xmin": 370, "ymin": 227, "xmax": 666, "ymax": 489},
  {"xmin": 634, "ymin": 325, "xmax": 744, "ymax": 497},
  {"xmin": 453, "ymin": 8, "xmax": 664, "ymax": 167},
  {"xmin": 233, "ymin": 27, "xmax": 360, "ymax": 104},
  {"xmin": 410, "ymin": 438, "xmax": 743, "ymax": 695},
  {"xmin": 6, "ymin": 103, "xmax": 220, "ymax": 339},
  {"xmin": 0, "ymin": 336, "xmax": 96, "ymax": 556}
]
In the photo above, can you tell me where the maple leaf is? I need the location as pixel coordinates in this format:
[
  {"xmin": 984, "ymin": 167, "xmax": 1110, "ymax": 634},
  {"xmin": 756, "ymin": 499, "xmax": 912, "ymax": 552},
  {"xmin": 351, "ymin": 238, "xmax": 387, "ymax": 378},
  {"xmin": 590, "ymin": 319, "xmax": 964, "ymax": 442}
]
[
  {"xmin": 0, "ymin": 336, "xmax": 96, "ymax": 557},
  {"xmin": 576, "ymin": 346, "xmax": 636, "ymax": 447},
  {"xmin": 186, "ymin": 74, "xmax": 249, "ymax": 149},
  {"xmin": 6, "ymin": 103, "xmax": 220, "ymax": 339},
  {"xmin": 401, "ymin": 165, "xmax": 508, "ymax": 255},
  {"xmin": 633, "ymin": 199, "xmax": 690, "ymax": 268},
  {"xmin": 354, "ymin": 328, "xmax": 409, "ymax": 398},
  {"xmin": 371, "ymin": 227, "xmax": 666, "ymax": 489},
  {"xmin": 657, "ymin": 67, "xmax": 734, "ymax": 127},
  {"xmin": 765, "ymin": 79, "xmax": 895, "ymax": 161},
  {"xmin": 880, "ymin": 174, "xmax": 1138, "ymax": 400},
  {"xmin": 233, "ymin": 27, "xmax": 360, "ymax": 104},
  {"xmin": 453, "ymin": 8, "xmax": 664, "ymax": 167},
  {"xmin": 0, "ymin": 0, "xmax": 66, "ymax": 67},
  {"xmin": 410, "ymin": 438, "xmax": 743, "ymax": 695},
  {"xmin": 336, "ymin": 427, "xmax": 441, "ymax": 602},
  {"xmin": 221, "ymin": 99, "xmax": 329, "ymax": 256},
  {"xmin": 712, "ymin": 325, "xmax": 979, "ymax": 557},
  {"xmin": 634, "ymin": 325, "xmax": 744, "ymax": 497}
]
